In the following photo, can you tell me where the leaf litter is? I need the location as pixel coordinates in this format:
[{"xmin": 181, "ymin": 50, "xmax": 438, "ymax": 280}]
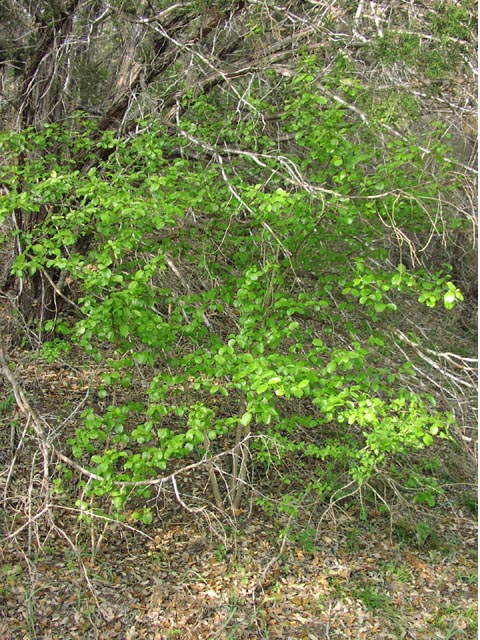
[{"xmin": 0, "ymin": 499, "xmax": 476, "ymax": 639}]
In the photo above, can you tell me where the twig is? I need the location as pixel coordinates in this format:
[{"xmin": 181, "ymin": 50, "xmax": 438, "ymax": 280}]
[
  {"xmin": 395, "ymin": 330, "xmax": 477, "ymax": 390},
  {"xmin": 253, "ymin": 528, "xmax": 288, "ymax": 593},
  {"xmin": 0, "ymin": 337, "xmax": 51, "ymax": 497}
]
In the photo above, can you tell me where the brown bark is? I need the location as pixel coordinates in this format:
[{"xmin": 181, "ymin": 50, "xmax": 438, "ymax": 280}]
[{"xmin": 16, "ymin": 0, "xmax": 83, "ymax": 128}]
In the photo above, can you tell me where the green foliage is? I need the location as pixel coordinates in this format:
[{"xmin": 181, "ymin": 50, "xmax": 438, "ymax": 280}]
[
  {"xmin": 353, "ymin": 584, "xmax": 389, "ymax": 610},
  {"xmin": 0, "ymin": 57, "xmax": 464, "ymax": 519},
  {"xmin": 370, "ymin": 1, "xmax": 476, "ymax": 80},
  {"xmin": 0, "ymin": 391, "xmax": 15, "ymax": 413},
  {"xmin": 38, "ymin": 339, "xmax": 71, "ymax": 363},
  {"xmin": 428, "ymin": 1, "xmax": 477, "ymax": 42},
  {"xmin": 393, "ymin": 517, "xmax": 441, "ymax": 549}
]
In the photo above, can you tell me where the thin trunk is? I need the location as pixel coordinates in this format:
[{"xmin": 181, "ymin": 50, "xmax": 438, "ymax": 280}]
[
  {"xmin": 231, "ymin": 394, "xmax": 250, "ymax": 511},
  {"xmin": 204, "ymin": 433, "xmax": 223, "ymax": 510}
]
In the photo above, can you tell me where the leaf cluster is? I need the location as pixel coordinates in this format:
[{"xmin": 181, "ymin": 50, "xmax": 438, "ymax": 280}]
[{"xmin": 0, "ymin": 58, "xmax": 467, "ymax": 518}]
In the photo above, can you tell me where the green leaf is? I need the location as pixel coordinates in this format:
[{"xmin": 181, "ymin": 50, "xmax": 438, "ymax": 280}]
[
  {"xmin": 422, "ymin": 433, "xmax": 434, "ymax": 446},
  {"xmin": 142, "ymin": 509, "xmax": 153, "ymax": 525},
  {"xmin": 240, "ymin": 411, "xmax": 253, "ymax": 427}
]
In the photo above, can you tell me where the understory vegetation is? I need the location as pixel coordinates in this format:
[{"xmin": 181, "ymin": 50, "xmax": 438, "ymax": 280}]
[{"xmin": 0, "ymin": 0, "xmax": 477, "ymax": 638}]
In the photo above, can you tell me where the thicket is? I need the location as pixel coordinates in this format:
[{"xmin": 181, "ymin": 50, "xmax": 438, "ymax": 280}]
[{"xmin": 0, "ymin": 0, "xmax": 476, "ymax": 538}]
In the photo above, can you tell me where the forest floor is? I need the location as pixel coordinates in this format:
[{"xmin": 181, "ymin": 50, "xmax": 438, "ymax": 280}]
[
  {"xmin": 0, "ymin": 323, "xmax": 477, "ymax": 640},
  {"xmin": 0, "ymin": 491, "xmax": 477, "ymax": 640}
]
